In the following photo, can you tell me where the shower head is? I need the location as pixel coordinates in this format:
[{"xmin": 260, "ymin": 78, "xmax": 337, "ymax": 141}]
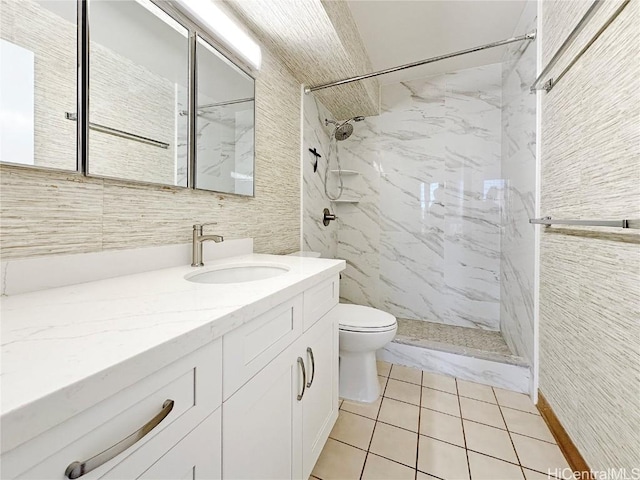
[
  {"xmin": 334, "ymin": 123, "xmax": 354, "ymax": 141},
  {"xmin": 325, "ymin": 115, "xmax": 365, "ymax": 141}
]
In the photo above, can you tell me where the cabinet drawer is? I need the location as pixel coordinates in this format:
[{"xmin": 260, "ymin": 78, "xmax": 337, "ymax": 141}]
[
  {"xmin": 223, "ymin": 296, "xmax": 303, "ymax": 400},
  {"xmin": 137, "ymin": 409, "xmax": 221, "ymax": 480},
  {"xmin": 2, "ymin": 340, "xmax": 222, "ymax": 480},
  {"xmin": 303, "ymin": 275, "xmax": 339, "ymax": 331}
]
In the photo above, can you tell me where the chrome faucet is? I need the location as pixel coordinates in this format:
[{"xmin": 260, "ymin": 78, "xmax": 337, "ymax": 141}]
[{"xmin": 191, "ymin": 223, "xmax": 224, "ymax": 267}]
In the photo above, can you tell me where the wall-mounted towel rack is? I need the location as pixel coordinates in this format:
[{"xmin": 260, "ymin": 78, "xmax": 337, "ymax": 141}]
[
  {"xmin": 530, "ymin": 217, "xmax": 640, "ymax": 229},
  {"xmin": 65, "ymin": 113, "xmax": 170, "ymax": 149},
  {"xmin": 530, "ymin": 0, "xmax": 630, "ymax": 93}
]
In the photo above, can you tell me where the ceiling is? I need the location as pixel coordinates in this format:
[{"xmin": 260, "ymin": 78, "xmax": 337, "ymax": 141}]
[{"xmin": 346, "ymin": 0, "xmax": 529, "ymax": 84}]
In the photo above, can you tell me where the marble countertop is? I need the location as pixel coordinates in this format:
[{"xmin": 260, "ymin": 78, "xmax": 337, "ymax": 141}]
[{"xmin": 0, "ymin": 254, "xmax": 345, "ymax": 453}]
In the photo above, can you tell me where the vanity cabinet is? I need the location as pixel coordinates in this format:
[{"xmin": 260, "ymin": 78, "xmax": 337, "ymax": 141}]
[
  {"xmin": 1, "ymin": 273, "xmax": 340, "ymax": 480},
  {"xmin": 301, "ymin": 314, "xmax": 338, "ymax": 479},
  {"xmin": 1, "ymin": 339, "xmax": 223, "ymax": 480},
  {"xmin": 222, "ymin": 278, "xmax": 338, "ymax": 479},
  {"xmin": 138, "ymin": 410, "xmax": 222, "ymax": 480},
  {"xmin": 222, "ymin": 307, "xmax": 338, "ymax": 480},
  {"xmin": 222, "ymin": 341, "xmax": 303, "ymax": 479}
]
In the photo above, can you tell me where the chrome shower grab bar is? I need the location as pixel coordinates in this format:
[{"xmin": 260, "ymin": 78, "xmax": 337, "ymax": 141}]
[
  {"xmin": 65, "ymin": 113, "xmax": 170, "ymax": 149},
  {"xmin": 531, "ymin": 0, "xmax": 630, "ymax": 93},
  {"xmin": 530, "ymin": 217, "xmax": 640, "ymax": 229}
]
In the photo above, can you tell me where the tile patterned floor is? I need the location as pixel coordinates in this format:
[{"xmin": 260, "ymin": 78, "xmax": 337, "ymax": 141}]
[
  {"xmin": 394, "ymin": 319, "xmax": 526, "ymax": 366},
  {"xmin": 312, "ymin": 362, "xmax": 570, "ymax": 480},
  {"xmin": 396, "ymin": 319, "xmax": 512, "ymax": 355}
]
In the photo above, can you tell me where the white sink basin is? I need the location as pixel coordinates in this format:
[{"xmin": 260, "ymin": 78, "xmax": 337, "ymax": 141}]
[{"xmin": 185, "ymin": 264, "xmax": 290, "ymax": 284}]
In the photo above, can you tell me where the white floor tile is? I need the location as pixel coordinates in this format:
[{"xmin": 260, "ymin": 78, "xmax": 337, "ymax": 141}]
[
  {"xmin": 419, "ymin": 408, "xmax": 465, "ymax": 447},
  {"xmin": 511, "ymin": 433, "xmax": 571, "ymax": 474},
  {"xmin": 502, "ymin": 406, "xmax": 556, "ymax": 443},
  {"xmin": 312, "ymin": 438, "xmax": 366, "ymax": 480},
  {"xmin": 418, "ymin": 436, "xmax": 470, "ymax": 480},
  {"xmin": 463, "ymin": 420, "xmax": 518, "ymax": 463},
  {"xmin": 457, "ymin": 379, "xmax": 497, "ymax": 403},
  {"xmin": 341, "ymin": 396, "xmax": 382, "ymax": 420},
  {"xmin": 422, "ymin": 371, "xmax": 458, "ymax": 394},
  {"xmin": 460, "ymin": 396, "xmax": 506, "ymax": 429},
  {"xmin": 385, "ymin": 378, "xmax": 422, "ymax": 406},
  {"xmin": 378, "ymin": 397, "xmax": 420, "ymax": 432},
  {"xmin": 369, "ymin": 422, "xmax": 418, "ymax": 468},
  {"xmin": 390, "ymin": 364, "xmax": 423, "ymax": 385},
  {"xmin": 361, "ymin": 453, "xmax": 416, "ymax": 480},
  {"xmin": 421, "ymin": 387, "xmax": 460, "ymax": 416},
  {"xmin": 329, "ymin": 411, "xmax": 376, "ymax": 450},
  {"xmin": 468, "ymin": 451, "xmax": 525, "ymax": 480},
  {"xmin": 494, "ymin": 388, "xmax": 539, "ymax": 414}
]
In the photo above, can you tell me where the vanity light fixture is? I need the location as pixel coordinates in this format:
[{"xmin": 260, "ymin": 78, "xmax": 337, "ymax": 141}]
[
  {"xmin": 135, "ymin": 0, "xmax": 187, "ymax": 35},
  {"xmin": 175, "ymin": 0, "xmax": 262, "ymax": 70}
]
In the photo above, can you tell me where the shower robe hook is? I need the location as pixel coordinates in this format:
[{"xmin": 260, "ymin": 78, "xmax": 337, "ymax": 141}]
[{"xmin": 308, "ymin": 147, "xmax": 321, "ymax": 173}]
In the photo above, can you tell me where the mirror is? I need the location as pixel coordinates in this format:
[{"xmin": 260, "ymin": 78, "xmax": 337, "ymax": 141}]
[
  {"xmin": 1, "ymin": 0, "xmax": 257, "ymax": 196},
  {"xmin": 195, "ymin": 36, "xmax": 255, "ymax": 196},
  {"xmin": 87, "ymin": 0, "xmax": 189, "ymax": 186},
  {"xmin": 0, "ymin": 0, "xmax": 77, "ymax": 171}
]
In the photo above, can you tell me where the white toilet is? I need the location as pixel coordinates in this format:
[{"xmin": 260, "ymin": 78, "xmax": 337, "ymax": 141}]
[
  {"xmin": 288, "ymin": 252, "xmax": 397, "ymax": 403},
  {"xmin": 330, "ymin": 303, "xmax": 397, "ymax": 403}
]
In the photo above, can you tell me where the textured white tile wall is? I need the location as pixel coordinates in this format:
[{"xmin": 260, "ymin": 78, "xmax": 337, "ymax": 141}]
[
  {"xmin": 539, "ymin": 0, "xmax": 640, "ymax": 471},
  {"xmin": 0, "ymin": 38, "xmax": 302, "ymax": 259},
  {"xmin": 541, "ymin": 0, "xmax": 627, "ymax": 66}
]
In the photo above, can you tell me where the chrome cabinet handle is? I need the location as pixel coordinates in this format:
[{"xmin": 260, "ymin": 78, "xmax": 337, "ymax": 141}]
[
  {"xmin": 306, "ymin": 347, "xmax": 315, "ymax": 388},
  {"xmin": 297, "ymin": 357, "xmax": 306, "ymax": 401},
  {"xmin": 65, "ymin": 399, "xmax": 175, "ymax": 479}
]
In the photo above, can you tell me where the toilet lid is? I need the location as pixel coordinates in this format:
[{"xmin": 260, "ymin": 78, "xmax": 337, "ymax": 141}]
[{"xmin": 334, "ymin": 304, "xmax": 397, "ymax": 331}]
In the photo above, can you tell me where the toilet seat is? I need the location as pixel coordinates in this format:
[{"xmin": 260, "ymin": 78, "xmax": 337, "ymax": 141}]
[{"xmin": 336, "ymin": 304, "xmax": 397, "ymax": 333}]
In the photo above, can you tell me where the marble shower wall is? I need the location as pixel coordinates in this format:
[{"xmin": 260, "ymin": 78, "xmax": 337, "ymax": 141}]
[
  {"xmin": 336, "ymin": 64, "xmax": 504, "ymax": 331},
  {"xmin": 302, "ymin": 94, "xmax": 338, "ymax": 259},
  {"xmin": 499, "ymin": 1, "xmax": 537, "ymax": 366}
]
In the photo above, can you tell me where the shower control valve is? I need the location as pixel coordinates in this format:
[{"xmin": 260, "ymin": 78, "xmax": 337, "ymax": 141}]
[{"xmin": 323, "ymin": 208, "xmax": 337, "ymax": 226}]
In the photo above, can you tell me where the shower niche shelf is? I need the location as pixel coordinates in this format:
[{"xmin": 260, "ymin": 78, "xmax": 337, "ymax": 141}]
[
  {"xmin": 331, "ymin": 198, "xmax": 360, "ymax": 204},
  {"xmin": 330, "ymin": 170, "xmax": 360, "ymax": 176}
]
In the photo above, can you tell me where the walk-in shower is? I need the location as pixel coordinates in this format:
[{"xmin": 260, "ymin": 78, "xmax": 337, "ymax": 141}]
[
  {"xmin": 302, "ymin": 2, "xmax": 538, "ymax": 393},
  {"xmin": 323, "ymin": 116, "xmax": 364, "ymax": 200}
]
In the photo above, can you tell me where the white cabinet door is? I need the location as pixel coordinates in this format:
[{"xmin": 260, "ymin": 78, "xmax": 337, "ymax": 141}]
[
  {"xmin": 138, "ymin": 409, "xmax": 221, "ymax": 480},
  {"xmin": 302, "ymin": 315, "xmax": 339, "ymax": 479},
  {"xmin": 223, "ymin": 345, "xmax": 304, "ymax": 480}
]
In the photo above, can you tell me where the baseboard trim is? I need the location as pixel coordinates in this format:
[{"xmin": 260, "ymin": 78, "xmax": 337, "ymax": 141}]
[{"xmin": 537, "ymin": 391, "xmax": 591, "ymax": 476}]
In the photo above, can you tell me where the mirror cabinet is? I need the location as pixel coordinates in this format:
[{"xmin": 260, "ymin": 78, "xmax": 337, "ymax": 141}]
[{"xmin": 0, "ymin": 0, "xmax": 256, "ymax": 196}]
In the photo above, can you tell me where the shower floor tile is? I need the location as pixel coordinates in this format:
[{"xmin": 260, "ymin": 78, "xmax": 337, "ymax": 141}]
[{"xmin": 394, "ymin": 318, "xmax": 527, "ymax": 366}]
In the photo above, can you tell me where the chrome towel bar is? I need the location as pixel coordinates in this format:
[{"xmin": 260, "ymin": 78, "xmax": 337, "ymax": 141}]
[
  {"xmin": 65, "ymin": 113, "xmax": 170, "ymax": 149},
  {"xmin": 531, "ymin": 0, "xmax": 630, "ymax": 93},
  {"xmin": 530, "ymin": 217, "xmax": 640, "ymax": 229}
]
